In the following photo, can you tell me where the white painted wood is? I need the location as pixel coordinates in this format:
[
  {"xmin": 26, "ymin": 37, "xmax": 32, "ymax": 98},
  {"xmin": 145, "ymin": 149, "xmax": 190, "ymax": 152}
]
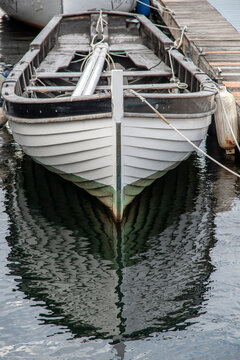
[
  {"xmin": 48, "ymin": 155, "xmax": 112, "ymax": 173},
  {"xmin": 22, "ymin": 137, "xmax": 113, "ymax": 157},
  {"xmin": 125, "ymin": 146, "xmax": 189, "ymax": 162},
  {"xmin": 10, "ymin": 118, "xmax": 113, "ymax": 135},
  {"xmin": 123, "ymin": 116, "xmax": 211, "ymax": 130},
  {"xmin": 12, "ymin": 127, "xmax": 113, "ymax": 146},
  {"xmin": 124, "ymin": 127, "xmax": 207, "ymax": 141},
  {"xmin": 123, "ymin": 136, "xmax": 195, "ymax": 152},
  {"xmin": 9, "ymin": 114, "xmax": 116, "ymax": 189},
  {"xmin": 111, "ymin": 70, "xmax": 123, "ymax": 124},
  {"xmin": 9, "ymin": 111, "xmax": 212, "ymax": 193},
  {"xmin": 121, "ymin": 114, "xmax": 212, "ymax": 188},
  {"xmin": 35, "ymin": 147, "xmax": 112, "ymax": 166},
  {"xmin": 72, "ymin": 167, "xmax": 113, "ymax": 181}
]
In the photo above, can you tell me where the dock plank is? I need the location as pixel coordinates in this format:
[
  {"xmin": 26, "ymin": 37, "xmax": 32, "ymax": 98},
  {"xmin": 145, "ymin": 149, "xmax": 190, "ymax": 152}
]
[{"xmin": 156, "ymin": 0, "xmax": 240, "ymax": 116}]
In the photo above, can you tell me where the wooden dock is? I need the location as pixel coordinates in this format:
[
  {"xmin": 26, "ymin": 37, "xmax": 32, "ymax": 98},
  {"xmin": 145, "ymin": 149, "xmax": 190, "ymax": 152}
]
[{"xmin": 154, "ymin": 0, "xmax": 240, "ymax": 115}]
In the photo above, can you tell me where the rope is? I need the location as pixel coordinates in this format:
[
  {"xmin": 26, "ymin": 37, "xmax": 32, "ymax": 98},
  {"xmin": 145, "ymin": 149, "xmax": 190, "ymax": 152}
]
[
  {"xmin": 90, "ymin": 10, "xmax": 108, "ymax": 49},
  {"xmin": 80, "ymin": 51, "xmax": 94, "ymax": 71},
  {"xmin": 90, "ymin": 33, "xmax": 104, "ymax": 48},
  {"xmin": 173, "ymin": 25, "xmax": 187, "ymax": 50},
  {"xmin": 129, "ymin": 89, "xmax": 240, "ymax": 179},
  {"xmin": 71, "ymin": 54, "xmax": 88, "ymax": 64},
  {"xmin": 84, "ymin": 11, "xmax": 116, "ymax": 73},
  {"xmin": 168, "ymin": 48, "xmax": 176, "ymax": 82},
  {"xmin": 167, "ymin": 26, "xmax": 187, "ymax": 83},
  {"xmin": 106, "ymin": 53, "xmax": 116, "ymax": 70},
  {"xmin": 154, "ymin": 23, "xmax": 204, "ymax": 35}
]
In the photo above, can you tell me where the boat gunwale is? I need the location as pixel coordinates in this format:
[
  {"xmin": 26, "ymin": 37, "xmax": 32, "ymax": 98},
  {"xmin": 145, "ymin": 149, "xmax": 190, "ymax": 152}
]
[
  {"xmin": 3, "ymin": 87, "xmax": 216, "ymax": 104},
  {"xmin": 4, "ymin": 105, "xmax": 216, "ymax": 124}
]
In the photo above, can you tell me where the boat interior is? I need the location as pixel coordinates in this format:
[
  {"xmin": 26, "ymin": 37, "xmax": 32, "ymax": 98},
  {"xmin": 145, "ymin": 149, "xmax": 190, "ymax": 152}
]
[{"xmin": 13, "ymin": 12, "xmax": 204, "ymax": 100}]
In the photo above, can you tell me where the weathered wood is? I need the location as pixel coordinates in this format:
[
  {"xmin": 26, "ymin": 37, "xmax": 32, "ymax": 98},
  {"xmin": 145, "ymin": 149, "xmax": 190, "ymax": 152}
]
[
  {"xmin": 222, "ymin": 81, "xmax": 240, "ymax": 88},
  {"xmin": 219, "ymin": 66, "xmax": 240, "ymax": 72},
  {"xmin": 209, "ymin": 62, "xmax": 240, "ymax": 66},
  {"xmin": 219, "ymin": 74, "xmax": 240, "ymax": 81},
  {"xmin": 231, "ymin": 92, "xmax": 240, "ymax": 99},
  {"xmin": 205, "ymin": 55, "xmax": 240, "ymax": 62},
  {"xmin": 157, "ymin": 0, "xmax": 240, "ymax": 115},
  {"xmin": 127, "ymin": 50, "xmax": 169, "ymax": 71},
  {"xmin": 38, "ymin": 52, "xmax": 75, "ymax": 72}
]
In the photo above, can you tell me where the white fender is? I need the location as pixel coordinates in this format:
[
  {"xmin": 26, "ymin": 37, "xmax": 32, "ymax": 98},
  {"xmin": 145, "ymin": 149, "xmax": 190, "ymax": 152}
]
[
  {"xmin": 215, "ymin": 85, "xmax": 238, "ymax": 154},
  {"xmin": 0, "ymin": 107, "xmax": 7, "ymax": 128}
]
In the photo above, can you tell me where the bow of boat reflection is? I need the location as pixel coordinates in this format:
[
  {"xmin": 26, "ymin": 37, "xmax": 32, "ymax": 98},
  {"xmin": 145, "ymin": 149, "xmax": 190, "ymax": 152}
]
[{"xmin": 2, "ymin": 128, "xmax": 217, "ymax": 340}]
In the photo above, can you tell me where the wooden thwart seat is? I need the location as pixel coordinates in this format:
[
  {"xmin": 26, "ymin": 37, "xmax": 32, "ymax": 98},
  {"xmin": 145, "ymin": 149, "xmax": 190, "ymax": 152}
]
[
  {"xmin": 126, "ymin": 49, "xmax": 170, "ymax": 72},
  {"xmin": 37, "ymin": 51, "xmax": 75, "ymax": 73}
]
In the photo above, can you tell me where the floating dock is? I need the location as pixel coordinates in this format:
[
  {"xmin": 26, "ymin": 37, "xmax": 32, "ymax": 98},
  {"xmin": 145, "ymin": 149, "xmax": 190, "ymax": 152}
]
[{"xmin": 155, "ymin": 0, "xmax": 240, "ymax": 117}]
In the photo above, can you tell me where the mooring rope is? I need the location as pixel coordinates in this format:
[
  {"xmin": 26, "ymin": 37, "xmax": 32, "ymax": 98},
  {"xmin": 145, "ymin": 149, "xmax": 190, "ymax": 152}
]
[
  {"xmin": 166, "ymin": 26, "xmax": 187, "ymax": 85},
  {"xmin": 129, "ymin": 89, "xmax": 240, "ymax": 179}
]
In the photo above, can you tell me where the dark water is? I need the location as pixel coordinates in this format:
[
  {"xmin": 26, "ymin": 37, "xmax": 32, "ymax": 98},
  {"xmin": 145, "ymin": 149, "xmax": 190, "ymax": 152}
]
[{"xmin": 1, "ymin": 10, "xmax": 240, "ymax": 360}]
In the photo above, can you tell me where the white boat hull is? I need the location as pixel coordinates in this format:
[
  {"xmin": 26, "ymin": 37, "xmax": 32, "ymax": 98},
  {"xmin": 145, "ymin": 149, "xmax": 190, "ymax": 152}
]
[
  {"xmin": 0, "ymin": 0, "xmax": 136, "ymax": 27},
  {"xmin": 2, "ymin": 10, "xmax": 217, "ymax": 221},
  {"xmin": 8, "ymin": 111, "xmax": 212, "ymax": 220}
]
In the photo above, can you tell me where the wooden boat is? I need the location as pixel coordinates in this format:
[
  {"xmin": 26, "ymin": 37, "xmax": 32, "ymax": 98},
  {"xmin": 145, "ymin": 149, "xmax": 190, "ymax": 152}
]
[
  {"xmin": 2, "ymin": 10, "xmax": 217, "ymax": 221},
  {"xmin": 0, "ymin": 0, "xmax": 136, "ymax": 28}
]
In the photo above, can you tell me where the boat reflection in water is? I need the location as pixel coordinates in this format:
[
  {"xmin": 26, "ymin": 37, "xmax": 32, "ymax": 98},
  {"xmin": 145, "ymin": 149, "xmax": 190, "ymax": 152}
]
[{"xmin": 4, "ymin": 130, "xmax": 216, "ymax": 341}]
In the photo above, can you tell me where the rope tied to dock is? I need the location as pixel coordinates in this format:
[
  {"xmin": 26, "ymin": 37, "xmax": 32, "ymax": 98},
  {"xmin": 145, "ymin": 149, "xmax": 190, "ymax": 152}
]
[
  {"xmin": 129, "ymin": 89, "xmax": 240, "ymax": 179},
  {"xmin": 167, "ymin": 26, "xmax": 187, "ymax": 87}
]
